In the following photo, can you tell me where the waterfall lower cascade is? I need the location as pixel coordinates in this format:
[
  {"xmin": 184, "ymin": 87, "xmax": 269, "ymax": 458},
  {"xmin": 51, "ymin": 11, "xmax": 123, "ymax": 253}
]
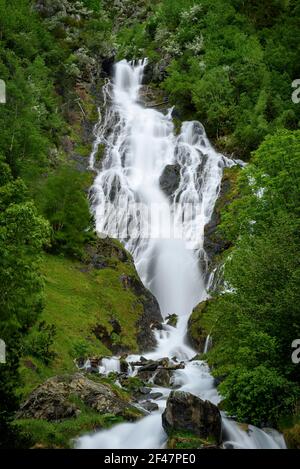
[{"xmin": 77, "ymin": 60, "xmax": 285, "ymax": 450}]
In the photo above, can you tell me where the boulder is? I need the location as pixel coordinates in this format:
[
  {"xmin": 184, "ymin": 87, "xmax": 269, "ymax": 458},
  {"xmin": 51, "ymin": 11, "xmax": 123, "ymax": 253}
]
[
  {"xmin": 166, "ymin": 314, "xmax": 178, "ymax": 327},
  {"xmin": 139, "ymin": 387, "xmax": 152, "ymax": 395},
  {"xmin": 141, "ymin": 401, "xmax": 159, "ymax": 412},
  {"xmin": 162, "ymin": 391, "xmax": 222, "ymax": 444},
  {"xmin": 149, "ymin": 392, "xmax": 163, "ymax": 400},
  {"xmin": 17, "ymin": 373, "xmax": 140, "ymax": 422},
  {"xmin": 159, "ymin": 164, "xmax": 181, "ymax": 199},
  {"xmin": 187, "ymin": 301, "xmax": 210, "ymax": 353},
  {"xmin": 153, "ymin": 369, "xmax": 172, "ymax": 387}
]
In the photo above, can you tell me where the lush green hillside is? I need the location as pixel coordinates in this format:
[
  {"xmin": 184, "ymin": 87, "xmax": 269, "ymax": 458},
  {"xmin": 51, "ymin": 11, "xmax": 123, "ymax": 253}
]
[{"xmin": 19, "ymin": 251, "xmax": 145, "ymax": 397}]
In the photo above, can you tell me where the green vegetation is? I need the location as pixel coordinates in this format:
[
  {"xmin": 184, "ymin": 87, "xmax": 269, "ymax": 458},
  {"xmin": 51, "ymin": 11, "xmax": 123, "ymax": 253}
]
[
  {"xmin": 14, "ymin": 409, "xmax": 124, "ymax": 449},
  {"xmin": 113, "ymin": 0, "xmax": 300, "ymax": 158},
  {"xmin": 167, "ymin": 429, "xmax": 216, "ymax": 449},
  {"xmin": 36, "ymin": 166, "xmax": 93, "ymax": 257},
  {"xmin": 0, "ymin": 159, "xmax": 49, "ymax": 447},
  {"xmin": 191, "ymin": 130, "xmax": 300, "ymax": 428},
  {"xmin": 19, "ymin": 253, "xmax": 143, "ymax": 398},
  {"xmin": 1, "ymin": 0, "xmax": 300, "ymax": 449}
]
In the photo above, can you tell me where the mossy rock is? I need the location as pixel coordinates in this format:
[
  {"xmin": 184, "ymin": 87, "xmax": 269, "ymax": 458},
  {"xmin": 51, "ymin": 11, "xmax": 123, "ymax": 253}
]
[
  {"xmin": 204, "ymin": 166, "xmax": 241, "ymax": 262},
  {"xmin": 166, "ymin": 314, "xmax": 178, "ymax": 327},
  {"xmin": 187, "ymin": 301, "xmax": 210, "ymax": 353},
  {"xmin": 95, "ymin": 143, "xmax": 106, "ymax": 163}
]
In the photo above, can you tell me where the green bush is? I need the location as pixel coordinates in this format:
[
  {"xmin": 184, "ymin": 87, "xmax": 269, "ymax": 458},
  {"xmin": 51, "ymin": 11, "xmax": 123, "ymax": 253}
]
[
  {"xmin": 37, "ymin": 166, "xmax": 92, "ymax": 258},
  {"xmin": 220, "ymin": 366, "xmax": 298, "ymax": 426},
  {"xmin": 24, "ymin": 321, "xmax": 56, "ymax": 365}
]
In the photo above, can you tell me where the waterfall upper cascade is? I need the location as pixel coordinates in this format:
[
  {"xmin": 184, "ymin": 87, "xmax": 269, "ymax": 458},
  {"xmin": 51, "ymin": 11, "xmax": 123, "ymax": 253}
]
[{"xmin": 77, "ymin": 60, "xmax": 285, "ymax": 450}]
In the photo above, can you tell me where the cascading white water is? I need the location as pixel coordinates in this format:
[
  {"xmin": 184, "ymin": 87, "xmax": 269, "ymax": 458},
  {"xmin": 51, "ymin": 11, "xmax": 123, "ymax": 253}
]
[{"xmin": 77, "ymin": 60, "xmax": 285, "ymax": 450}]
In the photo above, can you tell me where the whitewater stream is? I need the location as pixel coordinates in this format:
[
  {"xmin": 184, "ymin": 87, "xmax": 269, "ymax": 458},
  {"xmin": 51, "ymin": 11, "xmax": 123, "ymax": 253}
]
[{"xmin": 77, "ymin": 60, "xmax": 285, "ymax": 450}]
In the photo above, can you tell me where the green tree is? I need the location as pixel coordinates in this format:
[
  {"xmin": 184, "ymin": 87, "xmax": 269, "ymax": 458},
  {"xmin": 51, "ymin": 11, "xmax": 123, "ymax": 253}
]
[
  {"xmin": 37, "ymin": 166, "xmax": 92, "ymax": 257},
  {"xmin": 0, "ymin": 158, "xmax": 49, "ymax": 447}
]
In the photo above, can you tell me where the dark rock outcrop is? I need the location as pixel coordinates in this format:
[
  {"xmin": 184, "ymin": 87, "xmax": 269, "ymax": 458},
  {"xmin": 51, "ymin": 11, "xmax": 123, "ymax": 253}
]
[
  {"xmin": 141, "ymin": 401, "xmax": 159, "ymax": 412},
  {"xmin": 187, "ymin": 301, "xmax": 210, "ymax": 353},
  {"xmin": 162, "ymin": 391, "xmax": 222, "ymax": 444},
  {"xmin": 17, "ymin": 373, "xmax": 141, "ymax": 422},
  {"xmin": 136, "ymin": 290, "xmax": 163, "ymax": 353},
  {"xmin": 159, "ymin": 164, "xmax": 181, "ymax": 199},
  {"xmin": 153, "ymin": 368, "xmax": 172, "ymax": 387},
  {"xmin": 203, "ymin": 166, "xmax": 240, "ymax": 263}
]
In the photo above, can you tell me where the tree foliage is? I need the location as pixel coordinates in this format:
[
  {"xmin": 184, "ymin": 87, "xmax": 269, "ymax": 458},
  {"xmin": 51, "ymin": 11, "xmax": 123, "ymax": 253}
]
[
  {"xmin": 205, "ymin": 131, "xmax": 300, "ymax": 425},
  {"xmin": 0, "ymin": 159, "xmax": 49, "ymax": 447}
]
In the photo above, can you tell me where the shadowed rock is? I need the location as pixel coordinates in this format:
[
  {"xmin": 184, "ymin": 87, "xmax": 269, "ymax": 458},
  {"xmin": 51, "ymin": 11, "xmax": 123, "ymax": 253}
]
[{"xmin": 162, "ymin": 391, "xmax": 222, "ymax": 444}]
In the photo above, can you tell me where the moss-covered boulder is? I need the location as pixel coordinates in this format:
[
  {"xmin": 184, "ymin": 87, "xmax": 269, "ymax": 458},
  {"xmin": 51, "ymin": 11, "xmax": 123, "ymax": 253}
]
[
  {"xmin": 187, "ymin": 301, "xmax": 210, "ymax": 353},
  {"xmin": 162, "ymin": 391, "xmax": 222, "ymax": 447},
  {"xmin": 17, "ymin": 373, "xmax": 141, "ymax": 422}
]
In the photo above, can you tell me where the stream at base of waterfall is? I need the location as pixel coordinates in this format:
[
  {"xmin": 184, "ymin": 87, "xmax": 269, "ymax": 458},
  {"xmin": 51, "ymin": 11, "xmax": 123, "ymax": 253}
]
[{"xmin": 76, "ymin": 60, "xmax": 286, "ymax": 450}]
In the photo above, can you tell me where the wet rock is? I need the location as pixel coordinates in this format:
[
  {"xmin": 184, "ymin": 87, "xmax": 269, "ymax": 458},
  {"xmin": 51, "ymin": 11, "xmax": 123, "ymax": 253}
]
[
  {"xmin": 136, "ymin": 370, "xmax": 155, "ymax": 382},
  {"xmin": 153, "ymin": 369, "xmax": 172, "ymax": 387},
  {"xmin": 162, "ymin": 391, "xmax": 222, "ymax": 444},
  {"xmin": 139, "ymin": 387, "xmax": 152, "ymax": 395},
  {"xmin": 149, "ymin": 392, "xmax": 163, "ymax": 400},
  {"xmin": 137, "ymin": 357, "xmax": 169, "ymax": 372},
  {"xmin": 159, "ymin": 164, "xmax": 181, "ymax": 199},
  {"xmin": 187, "ymin": 301, "xmax": 210, "ymax": 353},
  {"xmin": 203, "ymin": 166, "xmax": 240, "ymax": 263},
  {"xmin": 166, "ymin": 314, "xmax": 178, "ymax": 327},
  {"xmin": 87, "ymin": 357, "xmax": 101, "ymax": 373},
  {"xmin": 139, "ymin": 362, "xmax": 160, "ymax": 372},
  {"xmin": 151, "ymin": 320, "xmax": 164, "ymax": 331},
  {"xmin": 141, "ymin": 401, "xmax": 159, "ymax": 412},
  {"xmin": 136, "ymin": 293, "xmax": 163, "ymax": 352},
  {"xmin": 120, "ymin": 358, "xmax": 129, "ymax": 374},
  {"xmin": 17, "ymin": 373, "xmax": 140, "ymax": 422}
]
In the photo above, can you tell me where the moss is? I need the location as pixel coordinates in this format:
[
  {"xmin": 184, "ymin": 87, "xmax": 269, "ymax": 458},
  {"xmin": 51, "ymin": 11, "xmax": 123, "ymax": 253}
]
[
  {"xmin": 187, "ymin": 301, "xmax": 211, "ymax": 353},
  {"xmin": 119, "ymin": 376, "xmax": 146, "ymax": 393},
  {"xmin": 167, "ymin": 430, "xmax": 217, "ymax": 449},
  {"xmin": 283, "ymin": 424, "xmax": 300, "ymax": 449},
  {"xmin": 166, "ymin": 314, "xmax": 178, "ymax": 327},
  {"xmin": 19, "ymin": 253, "xmax": 143, "ymax": 399},
  {"xmin": 95, "ymin": 143, "xmax": 106, "ymax": 163},
  {"xmin": 74, "ymin": 144, "xmax": 92, "ymax": 157},
  {"xmin": 215, "ymin": 166, "xmax": 241, "ymax": 213},
  {"xmin": 14, "ymin": 411, "xmax": 124, "ymax": 449},
  {"xmin": 279, "ymin": 411, "xmax": 300, "ymax": 448}
]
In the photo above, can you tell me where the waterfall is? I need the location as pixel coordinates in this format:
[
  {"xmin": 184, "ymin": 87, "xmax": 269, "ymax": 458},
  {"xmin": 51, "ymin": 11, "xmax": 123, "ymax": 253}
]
[{"xmin": 77, "ymin": 60, "xmax": 285, "ymax": 449}]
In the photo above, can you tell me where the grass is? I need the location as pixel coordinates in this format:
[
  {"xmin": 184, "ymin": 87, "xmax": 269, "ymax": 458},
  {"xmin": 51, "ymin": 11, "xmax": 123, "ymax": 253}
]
[
  {"xmin": 167, "ymin": 430, "xmax": 217, "ymax": 449},
  {"xmin": 19, "ymin": 253, "xmax": 143, "ymax": 398},
  {"xmin": 14, "ymin": 411, "xmax": 125, "ymax": 449}
]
